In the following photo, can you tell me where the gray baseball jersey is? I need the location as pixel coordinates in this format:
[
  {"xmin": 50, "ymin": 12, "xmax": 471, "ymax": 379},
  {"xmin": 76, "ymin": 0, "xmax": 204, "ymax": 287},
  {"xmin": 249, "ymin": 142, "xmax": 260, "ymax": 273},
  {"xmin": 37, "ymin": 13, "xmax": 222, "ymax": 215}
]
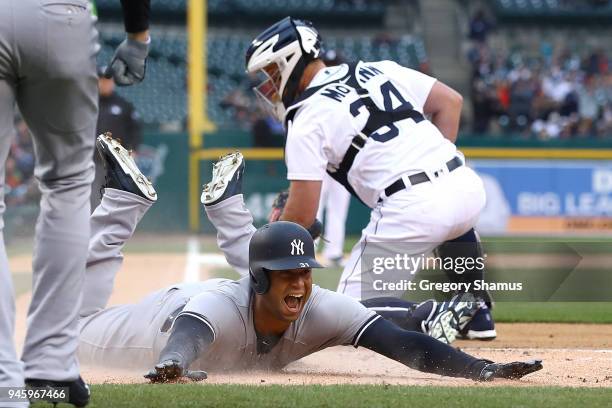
[
  {"xmin": 180, "ymin": 277, "xmax": 377, "ymax": 371},
  {"xmin": 79, "ymin": 277, "xmax": 377, "ymax": 372},
  {"xmin": 78, "ymin": 190, "xmax": 377, "ymax": 372}
]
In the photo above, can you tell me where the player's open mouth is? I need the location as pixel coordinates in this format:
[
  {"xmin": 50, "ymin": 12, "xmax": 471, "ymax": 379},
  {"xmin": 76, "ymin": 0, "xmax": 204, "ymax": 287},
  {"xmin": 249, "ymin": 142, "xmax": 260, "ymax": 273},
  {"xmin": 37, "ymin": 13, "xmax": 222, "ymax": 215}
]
[{"xmin": 283, "ymin": 294, "xmax": 303, "ymax": 314}]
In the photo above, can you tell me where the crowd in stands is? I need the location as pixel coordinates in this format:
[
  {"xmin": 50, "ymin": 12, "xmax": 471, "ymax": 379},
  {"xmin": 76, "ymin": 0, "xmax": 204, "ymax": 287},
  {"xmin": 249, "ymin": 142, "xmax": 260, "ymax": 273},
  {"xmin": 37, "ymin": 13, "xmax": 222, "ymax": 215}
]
[
  {"xmin": 467, "ymin": 10, "xmax": 611, "ymax": 139},
  {"xmin": 5, "ymin": 7, "xmax": 612, "ymax": 212}
]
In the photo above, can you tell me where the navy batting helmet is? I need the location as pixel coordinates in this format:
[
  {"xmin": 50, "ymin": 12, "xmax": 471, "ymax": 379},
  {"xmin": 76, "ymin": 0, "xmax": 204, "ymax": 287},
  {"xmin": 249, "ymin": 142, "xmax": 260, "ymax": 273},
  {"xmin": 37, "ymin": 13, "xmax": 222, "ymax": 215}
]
[{"xmin": 249, "ymin": 221, "xmax": 323, "ymax": 294}]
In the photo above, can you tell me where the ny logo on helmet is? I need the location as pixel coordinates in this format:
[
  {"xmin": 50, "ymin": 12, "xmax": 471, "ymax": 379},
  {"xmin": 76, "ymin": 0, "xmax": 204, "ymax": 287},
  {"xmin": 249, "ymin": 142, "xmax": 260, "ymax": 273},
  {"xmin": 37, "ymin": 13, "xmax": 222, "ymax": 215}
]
[{"xmin": 291, "ymin": 239, "xmax": 304, "ymax": 255}]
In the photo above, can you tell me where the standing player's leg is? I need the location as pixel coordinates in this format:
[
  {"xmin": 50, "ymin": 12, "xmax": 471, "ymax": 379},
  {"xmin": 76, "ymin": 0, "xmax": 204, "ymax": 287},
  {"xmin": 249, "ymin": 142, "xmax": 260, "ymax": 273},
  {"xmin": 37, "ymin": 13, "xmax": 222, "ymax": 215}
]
[
  {"xmin": 202, "ymin": 152, "xmax": 254, "ymax": 277},
  {"xmin": 15, "ymin": 0, "xmax": 98, "ymax": 389},
  {"xmin": 315, "ymin": 172, "xmax": 329, "ymax": 223},
  {"xmin": 80, "ymin": 135, "xmax": 157, "ymax": 317},
  {"xmin": 321, "ymin": 175, "xmax": 350, "ymax": 264},
  {"xmin": 315, "ymin": 174, "xmax": 329, "ymax": 255},
  {"xmin": 0, "ymin": 78, "xmax": 28, "ymax": 407},
  {"xmin": 433, "ymin": 165, "xmax": 496, "ymax": 340},
  {"xmin": 336, "ymin": 236, "xmax": 366, "ymax": 299},
  {"xmin": 361, "ymin": 294, "xmax": 479, "ymax": 344},
  {"xmin": 436, "ymin": 228, "xmax": 496, "ymax": 340}
]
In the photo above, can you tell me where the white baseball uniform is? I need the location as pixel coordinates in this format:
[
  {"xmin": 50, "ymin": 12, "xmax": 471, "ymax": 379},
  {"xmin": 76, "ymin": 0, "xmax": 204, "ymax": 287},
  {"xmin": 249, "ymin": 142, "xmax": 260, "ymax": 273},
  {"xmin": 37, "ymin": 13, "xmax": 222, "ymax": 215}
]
[
  {"xmin": 283, "ymin": 61, "xmax": 486, "ymax": 299},
  {"xmin": 77, "ymin": 192, "xmax": 376, "ymax": 372},
  {"xmin": 317, "ymin": 173, "xmax": 351, "ymax": 261}
]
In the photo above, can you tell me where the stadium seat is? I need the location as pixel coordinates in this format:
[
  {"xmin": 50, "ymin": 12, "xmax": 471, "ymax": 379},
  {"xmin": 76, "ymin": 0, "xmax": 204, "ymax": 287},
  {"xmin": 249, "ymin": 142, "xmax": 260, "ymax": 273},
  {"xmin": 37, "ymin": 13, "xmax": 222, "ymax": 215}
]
[
  {"xmin": 95, "ymin": 0, "xmax": 386, "ymax": 25},
  {"xmin": 492, "ymin": 0, "xmax": 612, "ymax": 22},
  {"xmin": 97, "ymin": 28, "xmax": 429, "ymax": 129}
]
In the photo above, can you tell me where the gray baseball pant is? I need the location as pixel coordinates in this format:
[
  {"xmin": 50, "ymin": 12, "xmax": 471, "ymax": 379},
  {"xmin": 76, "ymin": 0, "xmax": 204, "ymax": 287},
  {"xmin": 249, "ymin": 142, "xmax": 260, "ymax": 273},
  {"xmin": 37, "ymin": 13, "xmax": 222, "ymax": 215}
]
[
  {"xmin": 0, "ymin": 0, "xmax": 98, "ymax": 390},
  {"xmin": 204, "ymin": 195, "xmax": 256, "ymax": 277},
  {"xmin": 78, "ymin": 189, "xmax": 198, "ymax": 371}
]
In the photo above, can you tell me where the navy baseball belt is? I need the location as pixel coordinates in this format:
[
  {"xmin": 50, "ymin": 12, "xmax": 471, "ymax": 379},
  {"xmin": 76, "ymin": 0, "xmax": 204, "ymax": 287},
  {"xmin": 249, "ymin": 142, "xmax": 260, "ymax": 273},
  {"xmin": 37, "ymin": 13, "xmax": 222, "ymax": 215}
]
[{"xmin": 379, "ymin": 156, "xmax": 463, "ymax": 203}]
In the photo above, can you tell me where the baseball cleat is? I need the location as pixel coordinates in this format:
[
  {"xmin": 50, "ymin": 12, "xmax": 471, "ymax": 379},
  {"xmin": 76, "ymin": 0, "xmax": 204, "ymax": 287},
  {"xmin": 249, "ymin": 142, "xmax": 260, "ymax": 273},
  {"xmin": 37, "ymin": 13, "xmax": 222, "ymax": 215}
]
[
  {"xmin": 425, "ymin": 293, "xmax": 478, "ymax": 344},
  {"xmin": 96, "ymin": 132, "xmax": 157, "ymax": 201},
  {"xmin": 201, "ymin": 151, "xmax": 244, "ymax": 206},
  {"xmin": 457, "ymin": 301, "xmax": 497, "ymax": 340},
  {"xmin": 26, "ymin": 376, "xmax": 90, "ymax": 407}
]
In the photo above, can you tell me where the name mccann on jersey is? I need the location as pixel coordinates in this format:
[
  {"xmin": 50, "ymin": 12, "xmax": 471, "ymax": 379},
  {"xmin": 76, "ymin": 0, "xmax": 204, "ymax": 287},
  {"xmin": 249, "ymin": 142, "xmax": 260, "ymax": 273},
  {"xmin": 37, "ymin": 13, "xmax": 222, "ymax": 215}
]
[
  {"xmin": 372, "ymin": 279, "xmax": 523, "ymax": 293},
  {"xmin": 321, "ymin": 65, "xmax": 383, "ymax": 102},
  {"xmin": 372, "ymin": 254, "xmax": 486, "ymax": 275}
]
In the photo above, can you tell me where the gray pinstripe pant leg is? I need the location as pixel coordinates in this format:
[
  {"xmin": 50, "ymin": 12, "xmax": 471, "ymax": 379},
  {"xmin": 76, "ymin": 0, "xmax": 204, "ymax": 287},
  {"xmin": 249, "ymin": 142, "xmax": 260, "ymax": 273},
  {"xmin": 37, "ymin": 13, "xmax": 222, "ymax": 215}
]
[{"xmin": 0, "ymin": 0, "xmax": 98, "ymax": 386}]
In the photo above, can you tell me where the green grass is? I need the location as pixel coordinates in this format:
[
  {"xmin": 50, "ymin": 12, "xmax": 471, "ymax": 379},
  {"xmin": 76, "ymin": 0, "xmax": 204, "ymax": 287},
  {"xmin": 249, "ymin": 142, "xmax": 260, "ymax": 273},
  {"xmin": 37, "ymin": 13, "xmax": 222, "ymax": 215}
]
[
  {"xmin": 492, "ymin": 302, "xmax": 612, "ymax": 323},
  {"xmin": 31, "ymin": 384, "xmax": 612, "ymax": 408}
]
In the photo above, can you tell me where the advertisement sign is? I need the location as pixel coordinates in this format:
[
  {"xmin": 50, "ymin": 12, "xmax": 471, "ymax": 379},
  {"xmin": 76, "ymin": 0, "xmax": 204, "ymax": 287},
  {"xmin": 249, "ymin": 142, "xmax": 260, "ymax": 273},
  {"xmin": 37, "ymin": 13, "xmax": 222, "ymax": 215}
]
[{"xmin": 473, "ymin": 160, "xmax": 612, "ymax": 234}]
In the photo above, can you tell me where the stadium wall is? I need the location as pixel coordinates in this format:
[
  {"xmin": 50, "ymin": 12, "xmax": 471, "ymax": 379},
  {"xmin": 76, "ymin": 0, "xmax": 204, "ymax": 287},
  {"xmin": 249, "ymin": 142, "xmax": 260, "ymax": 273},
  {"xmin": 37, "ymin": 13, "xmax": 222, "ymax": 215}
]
[
  {"xmin": 112, "ymin": 130, "xmax": 612, "ymax": 236},
  {"xmin": 8, "ymin": 132, "xmax": 610, "ymax": 237}
]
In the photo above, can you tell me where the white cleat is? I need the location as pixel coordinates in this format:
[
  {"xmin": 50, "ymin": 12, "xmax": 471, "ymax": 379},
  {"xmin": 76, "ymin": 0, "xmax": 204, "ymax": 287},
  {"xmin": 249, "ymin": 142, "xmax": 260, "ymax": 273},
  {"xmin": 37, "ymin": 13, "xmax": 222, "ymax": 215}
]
[
  {"xmin": 96, "ymin": 132, "xmax": 157, "ymax": 201},
  {"xmin": 201, "ymin": 151, "xmax": 245, "ymax": 205}
]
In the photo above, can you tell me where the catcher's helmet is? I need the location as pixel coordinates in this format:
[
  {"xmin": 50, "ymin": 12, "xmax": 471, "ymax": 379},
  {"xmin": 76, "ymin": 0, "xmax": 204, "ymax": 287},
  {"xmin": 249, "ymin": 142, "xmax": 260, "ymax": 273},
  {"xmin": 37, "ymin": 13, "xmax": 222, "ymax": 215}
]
[
  {"xmin": 245, "ymin": 16, "xmax": 322, "ymax": 122},
  {"xmin": 249, "ymin": 221, "xmax": 323, "ymax": 294}
]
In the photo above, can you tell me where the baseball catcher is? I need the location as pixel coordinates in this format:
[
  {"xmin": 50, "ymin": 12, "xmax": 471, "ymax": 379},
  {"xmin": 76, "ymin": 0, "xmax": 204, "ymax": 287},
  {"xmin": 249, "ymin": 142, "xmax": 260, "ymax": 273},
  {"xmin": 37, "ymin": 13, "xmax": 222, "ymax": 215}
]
[{"xmin": 244, "ymin": 17, "xmax": 496, "ymax": 340}]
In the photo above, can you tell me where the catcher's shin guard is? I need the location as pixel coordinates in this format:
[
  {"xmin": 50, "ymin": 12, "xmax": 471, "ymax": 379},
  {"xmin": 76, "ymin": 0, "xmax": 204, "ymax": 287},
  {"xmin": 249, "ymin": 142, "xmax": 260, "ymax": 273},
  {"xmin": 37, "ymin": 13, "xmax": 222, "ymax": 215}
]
[{"xmin": 435, "ymin": 228, "xmax": 492, "ymax": 307}]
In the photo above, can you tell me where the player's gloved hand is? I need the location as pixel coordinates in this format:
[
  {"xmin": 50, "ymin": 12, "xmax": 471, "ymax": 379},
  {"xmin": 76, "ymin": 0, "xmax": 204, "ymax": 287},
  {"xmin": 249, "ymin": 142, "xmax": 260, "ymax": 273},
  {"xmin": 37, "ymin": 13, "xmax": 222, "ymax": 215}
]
[
  {"xmin": 105, "ymin": 37, "xmax": 149, "ymax": 86},
  {"xmin": 477, "ymin": 359, "xmax": 542, "ymax": 381},
  {"xmin": 144, "ymin": 359, "xmax": 208, "ymax": 383}
]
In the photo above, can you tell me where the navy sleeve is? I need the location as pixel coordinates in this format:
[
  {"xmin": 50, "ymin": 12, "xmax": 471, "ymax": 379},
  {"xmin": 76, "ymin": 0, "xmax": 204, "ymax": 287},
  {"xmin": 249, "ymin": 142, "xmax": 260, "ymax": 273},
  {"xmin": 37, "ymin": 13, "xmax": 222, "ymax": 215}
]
[
  {"xmin": 120, "ymin": 0, "xmax": 151, "ymax": 33},
  {"xmin": 357, "ymin": 317, "xmax": 487, "ymax": 379},
  {"xmin": 159, "ymin": 314, "xmax": 214, "ymax": 371}
]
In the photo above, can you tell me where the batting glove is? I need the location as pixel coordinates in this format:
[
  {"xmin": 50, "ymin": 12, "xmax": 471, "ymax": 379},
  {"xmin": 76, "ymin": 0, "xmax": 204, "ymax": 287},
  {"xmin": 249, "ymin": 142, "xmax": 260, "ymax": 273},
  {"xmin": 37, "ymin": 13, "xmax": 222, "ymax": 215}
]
[
  {"xmin": 105, "ymin": 37, "xmax": 149, "ymax": 86},
  {"xmin": 478, "ymin": 359, "xmax": 542, "ymax": 381},
  {"xmin": 144, "ymin": 359, "xmax": 208, "ymax": 383}
]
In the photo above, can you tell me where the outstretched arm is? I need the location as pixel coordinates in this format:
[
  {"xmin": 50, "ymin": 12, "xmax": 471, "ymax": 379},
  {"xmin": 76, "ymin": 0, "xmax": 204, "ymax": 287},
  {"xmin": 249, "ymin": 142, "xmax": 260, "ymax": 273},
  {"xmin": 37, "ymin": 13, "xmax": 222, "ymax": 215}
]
[
  {"xmin": 357, "ymin": 317, "xmax": 542, "ymax": 381},
  {"xmin": 145, "ymin": 315, "xmax": 212, "ymax": 383}
]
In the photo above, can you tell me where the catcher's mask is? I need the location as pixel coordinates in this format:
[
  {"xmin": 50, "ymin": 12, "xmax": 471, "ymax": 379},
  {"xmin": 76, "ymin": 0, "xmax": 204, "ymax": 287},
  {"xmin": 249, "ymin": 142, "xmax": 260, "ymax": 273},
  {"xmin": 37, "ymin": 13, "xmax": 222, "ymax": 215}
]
[
  {"xmin": 249, "ymin": 221, "xmax": 323, "ymax": 294},
  {"xmin": 245, "ymin": 16, "xmax": 322, "ymax": 122}
]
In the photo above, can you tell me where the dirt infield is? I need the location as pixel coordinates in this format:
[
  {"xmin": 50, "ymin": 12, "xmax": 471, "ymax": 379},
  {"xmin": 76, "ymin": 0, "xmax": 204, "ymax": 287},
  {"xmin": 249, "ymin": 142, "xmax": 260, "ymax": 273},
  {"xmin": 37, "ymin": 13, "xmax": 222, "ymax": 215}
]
[
  {"xmin": 78, "ymin": 345, "xmax": 612, "ymax": 388},
  {"xmin": 9, "ymin": 253, "xmax": 612, "ymax": 388}
]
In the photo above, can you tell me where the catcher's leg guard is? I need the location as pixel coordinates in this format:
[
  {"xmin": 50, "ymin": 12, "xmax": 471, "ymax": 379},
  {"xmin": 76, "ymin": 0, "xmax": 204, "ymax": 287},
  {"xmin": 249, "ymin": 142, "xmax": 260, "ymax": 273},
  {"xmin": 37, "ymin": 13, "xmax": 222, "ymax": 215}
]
[
  {"xmin": 360, "ymin": 297, "xmax": 421, "ymax": 331},
  {"xmin": 360, "ymin": 296, "xmax": 479, "ymax": 344},
  {"xmin": 435, "ymin": 228, "xmax": 493, "ymax": 307}
]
